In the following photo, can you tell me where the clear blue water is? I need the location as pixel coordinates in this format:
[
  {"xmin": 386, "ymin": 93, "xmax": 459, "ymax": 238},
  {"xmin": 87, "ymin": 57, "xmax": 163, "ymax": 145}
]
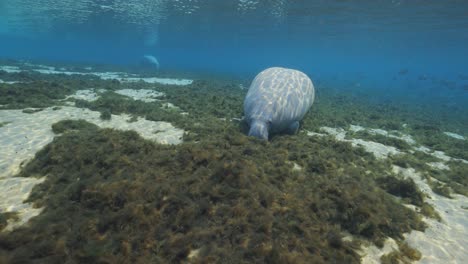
[
  {"xmin": 1, "ymin": 2, "xmax": 468, "ymax": 262},
  {"xmin": 1, "ymin": 1, "xmax": 468, "ymax": 99},
  {"xmin": 1, "ymin": 1, "xmax": 467, "ymax": 71}
]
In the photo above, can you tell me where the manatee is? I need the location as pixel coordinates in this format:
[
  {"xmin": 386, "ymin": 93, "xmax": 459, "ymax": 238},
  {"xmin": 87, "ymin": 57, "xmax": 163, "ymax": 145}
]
[
  {"xmin": 243, "ymin": 67, "xmax": 315, "ymax": 140},
  {"xmin": 141, "ymin": 55, "xmax": 160, "ymax": 70}
]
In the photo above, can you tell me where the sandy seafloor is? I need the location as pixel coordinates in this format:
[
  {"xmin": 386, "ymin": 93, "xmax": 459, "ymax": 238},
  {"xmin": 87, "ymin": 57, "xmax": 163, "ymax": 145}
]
[{"xmin": 0, "ymin": 62, "xmax": 467, "ymax": 263}]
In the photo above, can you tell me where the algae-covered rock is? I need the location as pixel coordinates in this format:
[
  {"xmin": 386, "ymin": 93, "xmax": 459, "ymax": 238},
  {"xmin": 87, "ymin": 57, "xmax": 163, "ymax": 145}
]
[
  {"xmin": 51, "ymin": 119, "xmax": 99, "ymax": 134},
  {"xmin": 376, "ymin": 176, "xmax": 424, "ymax": 206}
]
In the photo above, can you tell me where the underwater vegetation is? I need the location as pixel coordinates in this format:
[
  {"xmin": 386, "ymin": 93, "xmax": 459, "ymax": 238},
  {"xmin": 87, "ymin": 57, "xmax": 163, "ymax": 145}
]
[
  {"xmin": 22, "ymin": 108, "xmax": 44, "ymax": 114},
  {"xmin": 0, "ymin": 120, "xmax": 427, "ymax": 263},
  {"xmin": 301, "ymin": 86, "xmax": 467, "ymax": 161},
  {"xmin": 0, "ymin": 122, "xmax": 11, "ymax": 128},
  {"xmin": 0, "ymin": 81, "xmax": 74, "ymax": 109},
  {"xmin": 74, "ymin": 79, "xmax": 245, "ymax": 143},
  {"xmin": 0, "ymin": 69, "xmax": 129, "ymax": 110},
  {"xmin": 0, "ymin": 212, "xmax": 19, "ymax": 232},
  {"xmin": 388, "ymin": 152, "xmax": 468, "ymax": 197},
  {"xmin": 74, "ymin": 90, "xmax": 181, "ymax": 124},
  {"xmin": 380, "ymin": 242, "xmax": 422, "ymax": 264},
  {"xmin": 410, "ymin": 124, "xmax": 468, "ymax": 161},
  {"xmin": 51, "ymin": 119, "xmax": 100, "ymax": 134},
  {"xmin": 298, "ymin": 87, "xmax": 466, "ymax": 198},
  {"xmin": 375, "ymin": 176, "xmax": 424, "ymax": 206},
  {"xmin": 427, "ymin": 161, "xmax": 468, "ymax": 197},
  {"xmin": 0, "ymin": 69, "xmax": 38, "ymax": 83},
  {"xmin": 1, "ymin": 65, "xmax": 465, "ymax": 262}
]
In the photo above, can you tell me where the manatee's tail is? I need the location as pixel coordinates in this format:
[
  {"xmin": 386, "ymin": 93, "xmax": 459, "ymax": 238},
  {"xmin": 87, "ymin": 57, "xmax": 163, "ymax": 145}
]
[{"xmin": 248, "ymin": 120, "xmax": 269, "ymax": 140}]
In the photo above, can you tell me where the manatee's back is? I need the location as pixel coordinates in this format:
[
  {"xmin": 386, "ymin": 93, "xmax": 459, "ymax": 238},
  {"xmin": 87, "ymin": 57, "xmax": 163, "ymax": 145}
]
[{"xmin": 244, "ymin": 67, "xmax": 315, "ymax": 132}]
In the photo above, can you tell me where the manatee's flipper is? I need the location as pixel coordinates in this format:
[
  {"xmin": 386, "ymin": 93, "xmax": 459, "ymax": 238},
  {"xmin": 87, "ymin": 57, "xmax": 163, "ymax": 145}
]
[
  {"xmin": 248, "ymin": 120, "xmax": 269, "ymax": 140},
  {"xmin": 285, "ymin": 121, "xmax": 300, "ymax": 135}
]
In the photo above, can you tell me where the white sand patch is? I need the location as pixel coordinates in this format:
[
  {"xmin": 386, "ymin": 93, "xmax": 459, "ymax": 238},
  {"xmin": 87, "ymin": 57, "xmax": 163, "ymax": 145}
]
[
  {"xmin": 392, "ymin": 166, "xmax": 468, "ymax": 263},
  {"xmin": 292, "ymin": 162, "xmax": 302, "ymax": 171},
  {"xmin": 65, "ymin": 89, "xmax": 182, "ymax": 111},
  {"xmin": 0, "ymin": 106, "xmax": 184, "ymax": 231},
  {"xmin": 285, "ymin": 161, "xmax": 303, "ymax": 172},
  {"xmin": 82, "ymin": 71, "xmax": 130, "ymax": 79},
  {"xmin": 414, "ymin": 146, "xmax": 468, "ymax": 164},
  {"xmin": 313, "ymin": 124, "xmax": 467, "ymax": 162},
  {"xmin": 310, "ymin": 125, "xmax": 467, "ymax": 164},
  {"xmin": 116, "ymin": 77, "xmax": 193, "ymax": 85},
  {"xmin": 187, "ymin": 248, "xmax": 201, "ymax": 260},
  {"xmin": 307, "ymin": 127, "xmax": 401, "ymax": 159},
  {"xmin": 348, "ymin": 124, "xmax": 367, "ymax": 132},
  {"xmin": 0, "ymin": 64, "xmax": 193, "ymax": 85},
  {"xmin": 306, "ymin": 131, "xmax": 327, "ymax": 137},
  {"xmin": 431, "ymin": 150, "xmax": 452, "ymax": 162},
  {"xmin": 349, "ymin": 124, "xmax": 416, "ymax": 144},
  {"xmin": 23, "ymin": 63, "xmax": 55, "ymax": 71},
  {"xmin": 320, "ymin": 127, "xmax": 347, "ymax": 140},
  {"xmin": 0, "ymin": 65, "xmax": 21, "ymax": 73},
  {"xmin": 352, "ymin": 139, "xmax": 400, "ymax": 159},
  {"xmin": 0, "ymin": 177, "xmax": 45, "ymax": 231},
  {"xmin": 427, "ymin": 162, "xmax": 450, "ymax": 170},
  {"xmin": 65, "ymin": 89, "xmax": 100, "ymax": 102},
  {"xmin": 443, "ymin": 132, "xmax": 465, "ymax": 140},
  {"xmin": 115, "ymin": 89, "xmax": 164, "ymax": 102},
  {"xmin": 414, "ymin": 145, "xmax": 432, "ymax": 153},
  {"xmin": 0, "ymin": 79, "xmax": 20, "ymax": 84},
  {"xmin": 161, "ymin": 102, "xmax": 180, "ymax": 110}
]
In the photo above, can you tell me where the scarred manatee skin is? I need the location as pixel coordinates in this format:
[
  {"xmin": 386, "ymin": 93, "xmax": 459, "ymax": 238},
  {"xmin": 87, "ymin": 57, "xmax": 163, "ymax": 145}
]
[{"xmin": 244, "ymin": 67, "xmax": 315, "ymax": 139}]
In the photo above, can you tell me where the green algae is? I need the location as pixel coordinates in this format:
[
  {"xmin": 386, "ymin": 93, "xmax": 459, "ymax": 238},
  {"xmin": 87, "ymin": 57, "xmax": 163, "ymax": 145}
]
[
  {"xmin": 443, "ymin": 161, "xmax": 468, "ymax": 196},
  {"xmin": 0, "ymin": 212, "xmax": 19, "ymax": 232},
  {"xmin": 419, "ymin": 202, "xmax": 442, "ymax": 221},
  {"xmin": 376, "ymin": 176, "xmax": 424, "ymax": 206},
  {"xmin": 51, "ymin": 119, "xmax": 99, "ymax": 134},
  {"xmin": 0, "ymin": 122, "xmax": 11, "ymax": 128},
  {"xmin": 0, "ymin": 81, "xmax": 75, "ymax": 109},
  {"xmin": 301, "ymin": 87, "xmax": 467, "ymax": 161},
  {"xmin": 0, "ymin": 120, "xmax": 426, "ymax": 263},
  {"xmin": 410, "ymin": 124, "xmax": 468, "ymax": 161},
  {"xmin": 22, "ymin": 108, "xmax": 44, "ymax": 114},
  {"xmin": 74, "ymin": 90, "xmax": 182, "ymax": 125},
  {"xmin": 388, "ymin": 152, "xmax": 436, "ymax": 171},
  {"xmin": 389, "ymin": 151, "xmax": 468, "ymax": 197},
  {"xmin": 425, "ymin": 161, "xmax": 468, "ymax": 197},
  {"xmin": 387, "ymin": 151, "xmax": 468, "ymax": 197},
  {"xmin": 73, "ymin": 81, "xmax": 245, "ymax": 143},
  {"xmin": 380, "ymin": 242, "xmax": 421, "ymax": 264},
  {"xmin": 100, "ymin": 109, "xmax": 112, "ymax": 120},
  {"xmin": 428, "ymin": 180, "xmax": 453, "ymax": 198}
]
